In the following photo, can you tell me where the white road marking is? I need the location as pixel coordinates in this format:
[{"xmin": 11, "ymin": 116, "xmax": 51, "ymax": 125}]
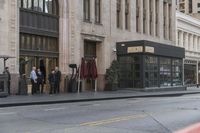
[
  {"xmin": 0, "ymin": 112, "xmax": 17, "ymax": 115},
  {"xmin": 44, "ymin": 107, "xmax": 66, "ymax": 111}
]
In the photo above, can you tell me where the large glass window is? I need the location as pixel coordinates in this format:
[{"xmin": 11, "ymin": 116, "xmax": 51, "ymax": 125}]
[
  {"xmin": 172, "ymin": 59, "xmax": 182, "ymax": 86},
  {"xmin": 184, "ymin": 64, "xmax": 196, "ymax": 85},
  {"xmin": 20, "ymin": 34, "xmax": 58, "ymax": 52},
  {"xmin": 21, "ymin": 0, "xmax": 58, "ymax": 15},
  {"xmin": 145, "ymin": 56, "xmax": 158, "ymax": 87},
  {"xmin": 119, "ymin": 56, "xmax": 134, "ymax": 88},
  {"xmin": 160, "ymin": 57, "xmax": 171, "ymax": 87},
  {"xmin": 84, "ymin": 41, "xmax": 96, "ymax": 58}
]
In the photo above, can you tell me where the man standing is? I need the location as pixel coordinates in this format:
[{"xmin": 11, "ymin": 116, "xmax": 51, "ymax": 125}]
[
  {"xmin": 36, "ymin": 68, "xmax": 44, "ymax": 94},
  {"xmin": 55, "ymin": 66, "xmax": 61, "ymax": 93},
  {"xmin": 3, "ymin": 67, "xmax": 11, "ymax": 95},
  {"xmin": 48, "ymin": 69, "xmax": 56, "ymax": 94},
  {"xmin": 30, "ymin": 67, "xmax": 37, "ymax": 95}
]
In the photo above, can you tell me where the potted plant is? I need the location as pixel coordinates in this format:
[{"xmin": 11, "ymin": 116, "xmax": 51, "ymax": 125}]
[{"xmin": 105, "ymin": 60, "xmax": 120, "ymax": 91}]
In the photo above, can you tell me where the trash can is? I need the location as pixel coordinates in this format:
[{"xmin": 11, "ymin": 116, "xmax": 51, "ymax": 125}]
[
  {"xmin": 0, "ymin": 74, "xmax": 8, "ymax": 97},
  {"xmin": 68, "ymin": 64, "xmax": 78, "ymax": 93},
  {"xmin": 64, "ymin": 76, "xmax": 69, "ymax": 93},
  {"xmin": 18, "ymin": 75, "xmax": 28, "ymax": 95}
]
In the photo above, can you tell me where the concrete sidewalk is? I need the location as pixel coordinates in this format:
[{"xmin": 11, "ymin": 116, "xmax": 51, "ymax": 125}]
[{"xmin": 0, "ymin": 87, "xmax": 200, "ymax": 108}]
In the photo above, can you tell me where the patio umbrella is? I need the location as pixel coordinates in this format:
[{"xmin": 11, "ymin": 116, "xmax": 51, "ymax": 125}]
[
  {"xmin": 80, "ymin": 58, "xmax": 88, "ymax": 79},
  {"xmin": 91, "ymin": 59, "xmax": 98, "ymax": 80},
  {"xmin": 87, "ymin": 60, "xmax": 92, "ymax": 79}
]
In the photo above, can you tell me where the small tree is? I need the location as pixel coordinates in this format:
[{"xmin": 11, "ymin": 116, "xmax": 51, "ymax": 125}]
[{"xmin": 105, "ymin": 60, "xmax": 120, "ymax": 90}]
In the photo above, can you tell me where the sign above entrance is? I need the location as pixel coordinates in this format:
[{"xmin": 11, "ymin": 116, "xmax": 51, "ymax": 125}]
[
  {"xmin": 145, "ymin": 46, "xmax": 155, "ymax": 53},
  {"xmin": 127, "ymin": 46, "xmax": 143, "ymax": 53}
]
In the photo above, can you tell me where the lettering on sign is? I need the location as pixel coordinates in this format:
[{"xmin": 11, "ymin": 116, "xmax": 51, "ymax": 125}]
[
  {"xmin": 127, "ymin": 46, "xmax": 143, "ymax": 53},
  {"xmin": 145, "ymin": 46, "xmax": 154, "ymax": 53}
]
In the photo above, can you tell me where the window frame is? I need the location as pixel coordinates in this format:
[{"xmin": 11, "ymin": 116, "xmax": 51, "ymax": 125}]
[
  {"xmin": 95, "ymin": 0, "xmax": 101, "ymax": 24},
  {"xmin": 83, "ymin": 0, "xmax": 91, "ymax": 22},
  {"xmin": 20, "ymin": 0, "xmax": 58, "ymax": 15}
]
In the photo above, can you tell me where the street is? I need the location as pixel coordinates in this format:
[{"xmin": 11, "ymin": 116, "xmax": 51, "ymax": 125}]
[{"xmin": 1, "ymin": 94, "xmax": 200, "ymax": 133}]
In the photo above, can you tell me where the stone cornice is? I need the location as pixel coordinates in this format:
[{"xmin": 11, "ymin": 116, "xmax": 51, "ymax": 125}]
[{"xmin": 176, "ymin": 11, "xmax": 200, "ymax": 28}]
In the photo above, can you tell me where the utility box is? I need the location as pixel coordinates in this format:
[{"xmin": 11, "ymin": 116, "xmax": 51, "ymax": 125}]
[{"xmin": 0, "ymin": 74, "xmax": 8, "ymax": 97}]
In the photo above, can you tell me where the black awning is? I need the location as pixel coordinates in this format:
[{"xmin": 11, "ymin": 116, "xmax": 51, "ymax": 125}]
[{"xmin": 116, "ymin": 40, "xmax": 185, "ymax": 58}]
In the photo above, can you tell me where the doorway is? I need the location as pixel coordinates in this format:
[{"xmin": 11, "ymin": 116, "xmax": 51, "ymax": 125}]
[{"xmin": 83, "ymin": 40, "xmax": 97, "ymax": 91}]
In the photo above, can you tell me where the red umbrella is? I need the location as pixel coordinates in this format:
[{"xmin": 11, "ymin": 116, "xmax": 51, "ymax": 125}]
[
  {"xmin": 80, "ymin": 58, "xmax": 88, "ymax": 79},
  {"xmin": 87, "ymin": 60, "xmax": 92, "ymax": 79},
  {"xmin": 91, "ymin": 59, "xmax": 98, "ymax": 80}
]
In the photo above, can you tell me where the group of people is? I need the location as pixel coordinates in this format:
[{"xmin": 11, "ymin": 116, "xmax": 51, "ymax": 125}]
[{"xmin": 30, "ymin": 66, "xmax": 61, "ymax": 95}]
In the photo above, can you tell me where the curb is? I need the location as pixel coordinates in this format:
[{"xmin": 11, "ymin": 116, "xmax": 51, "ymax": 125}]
[{"xmin": 0, "ymin": 92, "xmax": 200, "ymax": 108}]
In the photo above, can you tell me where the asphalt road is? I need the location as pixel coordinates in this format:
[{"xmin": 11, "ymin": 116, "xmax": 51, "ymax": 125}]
[{"xmin": 1, "ymin": 94, "xmax": 200, "ymax": 133}]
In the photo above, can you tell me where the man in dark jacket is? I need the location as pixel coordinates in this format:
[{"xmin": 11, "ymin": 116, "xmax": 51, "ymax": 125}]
[
  {"xmin": 3, "ymin": 67, "xmax": 11, "ymax": 95},
  {"xmin": 55, "ymin": 67, "xmax": 61, "ymax": 93},
  {"xmin": 48, "ymin": 69, "xmax": 56, "ymax": 94},
  {"xmin": 36, "ymin": 68, "xmax": 44, "ymax": 94}
]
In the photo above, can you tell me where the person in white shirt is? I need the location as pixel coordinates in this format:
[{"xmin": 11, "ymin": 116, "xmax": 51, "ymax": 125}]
[{"xmin": 30, "ymin": 66, "xmax": 37, "ymax": 95}]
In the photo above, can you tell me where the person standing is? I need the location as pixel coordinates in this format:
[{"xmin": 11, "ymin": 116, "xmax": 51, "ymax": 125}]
[
  {"xmin": 55, "ymin": 66, "xmax": 61, "ymax": 93},
  {"xmin": 36, "ymin": 68, "xmax": 44, "ymax": 94},
  {"xmin": 30, "ymin": 67, "xmax": 37, "ymax": 95},
  {"xmin": 48, "ymin": 69, "xmax": 56, "ymax": 94},
  {"xmin": 3, "ymin": 67, "xmax": 11, "ymax": 95}
]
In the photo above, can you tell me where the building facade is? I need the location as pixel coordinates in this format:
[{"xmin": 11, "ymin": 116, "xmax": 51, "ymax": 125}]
[
  {"xmin": 177, "ymin": 0, "xmax": 200, "ymax": 19},
  {"xmin": 176, "ymin": 11, "xmax": 200, "ymax": 86},
  {"xmin": 0, "ymin": 0, "xmax": 182, "ymax": 94}
]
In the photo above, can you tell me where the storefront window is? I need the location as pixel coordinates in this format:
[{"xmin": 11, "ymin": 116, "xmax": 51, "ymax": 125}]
[
  {"xmin": 184, "ymin": 64, "xmax": 196, "ymax": 85},
  {"xmin": 160, "ymin": 57, "xmax": 171, "ymax": 87},
  {"xmin": 145, "ymin": 56, "xmax": 158, "ymax": 87},
  {"xmin": 119, "ymin": 56, "xmax": 134, "ymax": 88},
  {"xmin": 172, "ymin": 59, "xmax": 182, "ymax": 86}
]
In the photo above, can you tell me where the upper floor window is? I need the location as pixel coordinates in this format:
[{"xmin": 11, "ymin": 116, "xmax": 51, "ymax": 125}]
[
  {"xmin": 95, "ymin": 0, "xmax": 101, "ymax": 23},
  {"xmin": 20, "ymin": 0, "xmax": 58, "ymax": 15},
  {"xmin": 125, "ymin": 0, "xmax": 130, "ymax": 30},
  {"xmin": 84, "ymin": 0, "xmax": 90, "ymax": 21},
  {"xmin": 117, "ymin": 0, "xmax": 121, "ymax": 28},
  {"xmin": 198, "ymin": 3, "xmax": 200, "ymax": 8}
]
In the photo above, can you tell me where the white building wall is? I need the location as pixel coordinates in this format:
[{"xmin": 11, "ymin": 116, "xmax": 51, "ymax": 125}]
[
  {"xmin": 176, "ymin": 11, "xmax": 200, "ymax": 85},
  {"xmin": 0, "ymin": 0, "xmax": 19, "ymax": 93}
]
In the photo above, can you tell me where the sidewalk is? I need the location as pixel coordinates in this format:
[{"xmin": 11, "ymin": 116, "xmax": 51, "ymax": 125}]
[{"xmin": 0, "ymin": 87, "xmax": 200, "ymax": 108}]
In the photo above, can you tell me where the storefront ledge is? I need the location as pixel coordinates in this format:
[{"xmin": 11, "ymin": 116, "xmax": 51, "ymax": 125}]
[{"xmin": 141, "ymin": 86, "xmax": 187, "ymax": 92}]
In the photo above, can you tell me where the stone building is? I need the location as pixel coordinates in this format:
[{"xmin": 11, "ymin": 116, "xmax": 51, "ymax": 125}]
[
  {"xmin": 0, "ymin": 0, "xmax": 184, "ymax": 94},
  {"xmin": 176, "ymin": 11, "xmax": 200, "ymax": 86},
  {"xmin": 177, "ymin": 0, "xmax": 200, "ymax": 19}
]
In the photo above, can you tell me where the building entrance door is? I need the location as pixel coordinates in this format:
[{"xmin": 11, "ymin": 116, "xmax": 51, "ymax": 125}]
[{"xmin": 19, "ymin": 56, "xmax": 58, "ymax": 84}]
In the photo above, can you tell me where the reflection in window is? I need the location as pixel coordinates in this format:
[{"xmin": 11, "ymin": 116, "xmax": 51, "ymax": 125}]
[
  {"xmin": 145, "ymin": 56, "xmax": 158, "ymax": 87},
  {"xmin": 38, "ymin": 0, "xmax": 44, "ymax": 12},
  {"xmin": 172, "ymin": 59, "xmax": 182, "ymax": 86},
  {"xmin": 160, "ymin": 57, "xmax": 171, "ymax": 87},
  {"xmin": 28, "ymin": 0, "xmax": 32, "ymax": 9},
  {"xmin": 21, "ymin": 0, "xmax": 58, "ymax": 15}
]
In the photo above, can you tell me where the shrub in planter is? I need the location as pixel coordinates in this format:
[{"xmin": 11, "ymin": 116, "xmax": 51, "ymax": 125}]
[{"xmin": 105, "ymin": 60, "xmax": 120, "ymax": 91}]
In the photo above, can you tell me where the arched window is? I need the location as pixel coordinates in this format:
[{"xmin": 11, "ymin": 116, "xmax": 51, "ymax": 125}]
[{"xmin": 20, "ymin": 0, "xmax": 58, "ymax": 15}]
